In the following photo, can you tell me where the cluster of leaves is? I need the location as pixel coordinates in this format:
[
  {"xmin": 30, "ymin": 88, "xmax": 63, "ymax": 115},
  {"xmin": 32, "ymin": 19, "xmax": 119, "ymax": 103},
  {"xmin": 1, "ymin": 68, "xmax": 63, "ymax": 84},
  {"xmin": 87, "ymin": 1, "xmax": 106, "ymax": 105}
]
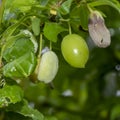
[{"xmin": 0, "ymin": 0, "xmax": 120, "ymax": 120}]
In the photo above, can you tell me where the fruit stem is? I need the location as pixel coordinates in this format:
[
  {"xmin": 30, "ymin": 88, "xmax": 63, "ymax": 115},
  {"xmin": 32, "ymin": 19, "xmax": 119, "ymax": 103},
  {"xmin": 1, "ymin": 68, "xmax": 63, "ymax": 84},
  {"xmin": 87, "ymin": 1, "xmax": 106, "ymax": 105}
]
[
  {"xmin": 87, "ymin": 4, "xmax": 93, "ymax": 13},
  {"xmin": 38, "ymin": 33, "xmax": 43, "ymax": 58},
  {"xmin": 50, "ymin": 41, "xmax": 52, "ymax": 51},
  {"xmin": 68, "ymin": 22, "xmax": 72, "ymax": 35}
]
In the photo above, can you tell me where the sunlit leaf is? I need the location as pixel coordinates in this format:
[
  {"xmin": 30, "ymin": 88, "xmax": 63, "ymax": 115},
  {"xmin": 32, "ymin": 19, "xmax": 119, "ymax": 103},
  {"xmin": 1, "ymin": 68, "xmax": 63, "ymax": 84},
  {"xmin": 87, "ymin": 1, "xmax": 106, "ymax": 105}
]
[
  {"xmin": 7, "ymin": 99, "xmax": 44, "ymax": 120},
  {"xmin": 0, "ymin": 84, "xmax": 24, "ymax": 108},
  {"xmin": 40, "ymin": 0, "xmax": 49, "ymax": 6},
  {"xmin": 12, "ymin": 0, "xmax": 35, "ymax": 5},
  {"xmin": 58, "ymin": 0, "xmax": 73, "ymax": 15},
  {"xmin": 88, "ymin": 0, "xmax": 120, "ymax": 13},
  {"xmin": 20, "ymin": 30, "xmax": 38, "ymax": 53},
  {"xmin": 3, "ymin": 52, "xmax": 37, "ymax": 78},
  {"xmin": 0, "ymin": 15, "xmax": 31, "ymax": 46},
  {"xmin": 43, "ymin": 22, "xmax": 66, "ymax": 42},
  {"xmin": 2, "ymin": 35, "xmax": 35, "ymax": 62},
  {"xmin": 12, "ymin": 0, "xmax": 36, "ymax": 12},
  {"xmin": 32, "ymin": 17, "xmax": 41, "ymax": 36}
]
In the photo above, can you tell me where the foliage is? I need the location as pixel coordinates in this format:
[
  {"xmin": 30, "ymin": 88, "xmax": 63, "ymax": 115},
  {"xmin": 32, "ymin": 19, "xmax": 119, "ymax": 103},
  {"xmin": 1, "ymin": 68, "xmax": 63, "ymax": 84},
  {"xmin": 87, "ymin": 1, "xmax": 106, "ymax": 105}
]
[{"xmin": 0, "ymin": 0, "xmax": 120, "ymax": 120}]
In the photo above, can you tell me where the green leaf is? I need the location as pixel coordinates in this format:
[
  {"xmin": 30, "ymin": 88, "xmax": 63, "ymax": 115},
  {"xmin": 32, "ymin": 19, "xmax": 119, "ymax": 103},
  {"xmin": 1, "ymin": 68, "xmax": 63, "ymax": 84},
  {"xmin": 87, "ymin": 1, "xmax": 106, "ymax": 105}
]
[
  {"xmin": 70, "ymin": 5, "xmax": 81, "ymax": 22},
  {"xmin": 88, "ymin": 0, "xmax": 120, "ymax": 13},
  {"xmin": 79, "ymin": 4, "xmax": 89, "ymax": 30},
  {"xmin": 7, "ymin": 100, "xmax": 44, "ymax": 120},
  {"xmin": 0, "ymin": 15, "xmax": 31, "ymax": 46},
  {"xmin": 2, "ymin": 31, "xmax": 37, "ymax": 79},
  {"xmin": 2, "ymin": 30, "xmax": 38, "ymax": 61},
  {"xmin": 12, "ymin": 0, "xmax": 35, "ymax": 5},
  {"xmin": 70, "ymin": 4, "xmax": 89, "ymax": 30},
  {"xmin": 3, "ymin": 52, "xmax": 37, "ymax": 78},
  {"xmin": 70, "ymin": 6, "xmax": 81, "ymax": 32},
  {"xmin": 32, "ymin": 17, "xmax": 41, "ymax": 36},
  {"xmin": 2, "ymin": 36, "xmax": 35, "ymax": 62},
  {"xmin": 12, "ymin": 0, "xmax": 36, "ymax": 12},
  {"xmin": 43, "ymin": 22, "xmax": 66, "ymax": 42},
  {"xmin": 21, "ymin": 30, "xmax": 38, "ymax": 53},
  {"xmin": 0, "ymin": 0, "xmax": 6, "ymax": 26},
  {"xmin": 58, "ymin": 0, "xmax": 73, "ymax": 15},
  {"xmin": 0, "ymin": 84, "xmax": 24, "ymax": 108},
  {"xmin": 1, "ymin": 35, "xmax": 22, "ymax": 60},
  {"xmin": 111, "ymin": 105, "xmax": 120, "ymax": 120},
  {"xmin": 99, "ymin": 5, "xmax": 120, "ymax": 28},
  {"xmin": 40, "ymin": 0, "xmax": 49, "ymax": 6}
]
